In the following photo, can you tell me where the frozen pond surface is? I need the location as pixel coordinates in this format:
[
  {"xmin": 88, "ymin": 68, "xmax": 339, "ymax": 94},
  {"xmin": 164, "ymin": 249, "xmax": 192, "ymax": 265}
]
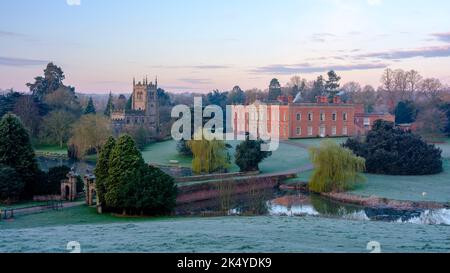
[{"xmin": 1, "ymin": 216, "xmax": 450, "ymax": 253}]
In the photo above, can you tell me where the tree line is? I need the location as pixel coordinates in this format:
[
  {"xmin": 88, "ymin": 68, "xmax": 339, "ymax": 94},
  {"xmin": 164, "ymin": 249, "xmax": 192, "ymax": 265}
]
[
  {"xmin": 0, "ymin": 63, "xmax": 173, "ymax": 159},
  {"xmin": 170, "ymin": 69, "xmax": 450, "ymax": 140}
]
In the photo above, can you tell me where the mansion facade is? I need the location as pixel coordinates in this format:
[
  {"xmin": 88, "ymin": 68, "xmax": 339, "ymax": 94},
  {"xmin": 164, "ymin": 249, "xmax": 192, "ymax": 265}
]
[{"xmin": 234, "ymin": 95, "xmax": 394, "ymax": 140}]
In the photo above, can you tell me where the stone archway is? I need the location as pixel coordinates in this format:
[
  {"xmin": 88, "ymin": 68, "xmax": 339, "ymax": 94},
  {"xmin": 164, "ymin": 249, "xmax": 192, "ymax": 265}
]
[
  {"xmin": 61, "ymin": 171, "xmax": 77, "ymax": 201},
  {"xmin": 84, "ymin": 174, "xmax": 97, "ymax": 207},
  {"xmin": 65, "ymin": 185, "xmax": 70, "ymax": 198},
  {"xmin": 90, "ymin": 189, "xmax": 97, "ymax": 206}
]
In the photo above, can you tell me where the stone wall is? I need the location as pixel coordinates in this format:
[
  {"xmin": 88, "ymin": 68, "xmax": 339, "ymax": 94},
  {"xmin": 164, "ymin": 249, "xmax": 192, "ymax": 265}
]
[
  {"xmin": 176, "ymin": 173, "xmax": 295, "ymax": 204},
  {"xmin": 175, "ymin": 171, "xmax": 260, "ymax": 183}
]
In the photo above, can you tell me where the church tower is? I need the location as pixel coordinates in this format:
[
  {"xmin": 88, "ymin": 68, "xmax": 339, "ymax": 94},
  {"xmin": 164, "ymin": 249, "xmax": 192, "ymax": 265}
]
[
  {"xmin": 145, "ymin": 77, "xmax": 160, "ymax": 133},
  {"xmin": 132, "ymin": 77, "xmax": 148, "ymax": 111},
  {"xmin": 130, "ymin": 76, "xmax": 160, "ymax": 134}
]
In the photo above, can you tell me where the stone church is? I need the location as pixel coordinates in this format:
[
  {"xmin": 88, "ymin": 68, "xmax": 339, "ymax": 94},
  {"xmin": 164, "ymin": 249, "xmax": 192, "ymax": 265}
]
[{"xmin": 111, "ymin": 77, "xmax": 160, "ymax": 137}]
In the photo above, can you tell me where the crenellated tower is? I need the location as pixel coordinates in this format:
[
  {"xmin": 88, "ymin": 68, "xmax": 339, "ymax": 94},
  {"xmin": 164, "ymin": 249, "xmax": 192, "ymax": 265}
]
[{"xmin": 129, "ymin": 76, "xmax": 160, "ymax": 133}]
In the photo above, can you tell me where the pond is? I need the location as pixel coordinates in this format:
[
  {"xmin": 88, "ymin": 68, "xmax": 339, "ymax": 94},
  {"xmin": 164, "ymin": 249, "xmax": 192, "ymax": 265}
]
[{"xmin": 176, "ymin": 189, "xmax": 450, "ymax": 226}]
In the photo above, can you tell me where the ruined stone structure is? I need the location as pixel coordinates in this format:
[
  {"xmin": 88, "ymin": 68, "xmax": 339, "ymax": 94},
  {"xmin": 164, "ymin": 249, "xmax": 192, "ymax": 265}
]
[
  {"xmin": 60, "ymin": 170, "xmax": 78, "ymax": 201},
  {"xmin": 111, "ymin": 77, "xmax": 160, "ymax": 137}
]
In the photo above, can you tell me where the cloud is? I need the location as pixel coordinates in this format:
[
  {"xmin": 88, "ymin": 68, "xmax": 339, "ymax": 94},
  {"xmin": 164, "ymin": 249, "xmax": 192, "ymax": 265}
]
[
  {"xmin": 0, "ymin": 30, "xmax": 26, "ymax": 38},
  {"xmin": 431, "ymin": 32, "xmax": 450, "ymax": 43},
  {"xmin": 178, "ymin": 78, "xmax": 213, "ymax": 85},
  {"xmin": 0, "ymin": 56, "xmax": 48, "ymax": 67},
  {"xmin": 310, "ymin": 33, "xmax": 337, "ymax": 43},
  {"xmin": 191, "ymin": 65, "xmax": 229, "ymax": 69},
  {"xmin": 149, "ymin": 64, "xmax": 230, "ymax": 70},
  {"xmin": 162, "ymin": 85, "xmax": 202, "ymax": 91},
  {"xmin": 357, "ymin": 45, "xmax": 450, "ymax": 60},
  {"xmin": 251, "ymin": 63, "xmax": 387, "ymax": 75},
  {"xmin": 66, "ymin": 0, "xmax": 81, "ymax": 6}
]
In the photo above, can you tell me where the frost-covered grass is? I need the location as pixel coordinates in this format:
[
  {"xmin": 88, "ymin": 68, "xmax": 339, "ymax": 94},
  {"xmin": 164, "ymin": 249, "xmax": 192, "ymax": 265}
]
[
  {"xmin": 2, "ymin": 215, "xmax": 449, "ymax": 253},
  {"xmin": 142, "ymin": 140, "xmax": 311, "ymax": 174},
  {"xmin": 0, "ymin": 205, "xmax": 172, "ymax": 230},
  {"xmin": 287, "ymin": 137, "xmax": 349, "ymax": 147},
  {"xmin": 350, "ymin": 159, "xmax": 450, "ymax": 203},
  {"xmin": 0, "ymin": 201, "xmax": 49, "ymax": 210},
  {"xmin": 285, "ymin": 138, "xmax": 450, "ymax": 203},
  {"xmin": 289, "ymin": 160, "xmax": 450, "ymax": 203},
  {"xmin": 141, "ymin": 140, "xmax": 192, "ymax": 168},
  {"xmin": 435, "ymin": 138, "xmax": 450, "ymax": 159}
]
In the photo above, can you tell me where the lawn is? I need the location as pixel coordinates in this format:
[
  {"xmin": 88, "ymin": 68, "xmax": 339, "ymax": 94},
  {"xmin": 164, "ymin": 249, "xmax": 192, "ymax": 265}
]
[
  {"xmin": 141, "ymin": 140, "xmax": 193, "ymax": 168},
  {"xmin": 34, "ymin": 145, "xmax": 68, "ymax": 156},
  {"xmin": 0, "ymin": 205, "xmax": 172, "ymax": 230},
  {"xmin": 287, "ymin": 137, "xmax": 349, "ymax": 147},
  {"xmin": 435, "ymin": 139, "xmax": 450, "ymax": 159},
  {"xmin": 2, "ymin": 213, "xmax": 449, "ymax": 253},
  {"xmin": 288, "ymin": 159, "xmax": 450, "ymax": 203},
  {"xmin": 349, "ymin": 159, "xmax": 450, "ymax": 203},
  {"xmin": 0, "ymin": 201, "xmax": 49, "ymax": 210},
  {"xmin": 142, "ymin": 139, "xmax": 311, "ymax": 174},
  {"xmin": 285, "ymin": 138, "xmax": 450, "ymax": 203}
]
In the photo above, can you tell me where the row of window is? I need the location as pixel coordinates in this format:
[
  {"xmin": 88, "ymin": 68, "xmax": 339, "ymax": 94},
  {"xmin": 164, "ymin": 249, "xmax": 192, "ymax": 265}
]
[
  {"xmin": 293, "ymin": 126, "xmax": 348, "ymax": 136},
  {"xmin": 295, "ymin": 112, "xmax": 348, "ymax": 122},
  {"xmin": 245, "ymin": 111, "xmax": 349, "ymax": 122}
]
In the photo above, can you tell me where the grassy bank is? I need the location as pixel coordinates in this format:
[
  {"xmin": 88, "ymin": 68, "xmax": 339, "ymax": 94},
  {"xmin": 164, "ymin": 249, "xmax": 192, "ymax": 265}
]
[
  {"xmin": 34, "ymin": 145, "xmax": 68, "ymax": 156},
  {"xmin": 0, "ymin": 205, "xmax": 173, "ymax": 230}
]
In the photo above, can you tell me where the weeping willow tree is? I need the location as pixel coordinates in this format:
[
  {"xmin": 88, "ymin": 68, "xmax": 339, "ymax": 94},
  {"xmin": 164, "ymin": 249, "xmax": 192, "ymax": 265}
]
[
  {"xmin": 188, "ymin": 131, "xmax": 230, "ymax": 174},
  {"xmin": 309, "ymin": 140, "xmax": 366, "ymax": 193}
]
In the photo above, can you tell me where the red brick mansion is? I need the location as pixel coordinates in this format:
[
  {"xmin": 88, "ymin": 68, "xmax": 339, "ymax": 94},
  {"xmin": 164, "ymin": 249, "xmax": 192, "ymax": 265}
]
[{"xmin": 233, "ymin": 95, "xmax": 395, "ymax": 140}]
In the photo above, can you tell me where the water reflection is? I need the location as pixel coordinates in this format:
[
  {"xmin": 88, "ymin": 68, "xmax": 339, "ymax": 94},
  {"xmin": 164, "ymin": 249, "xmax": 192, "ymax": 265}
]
[{"xmin": 179, "ymin": 190, "xmax": 450, "ymax": 226}]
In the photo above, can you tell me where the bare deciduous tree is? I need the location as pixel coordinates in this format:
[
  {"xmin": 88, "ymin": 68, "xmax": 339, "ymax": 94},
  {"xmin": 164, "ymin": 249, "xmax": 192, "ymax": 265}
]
[{"xmin": 69, "ymin": 115, "xmax": 112, "ymax": 158}]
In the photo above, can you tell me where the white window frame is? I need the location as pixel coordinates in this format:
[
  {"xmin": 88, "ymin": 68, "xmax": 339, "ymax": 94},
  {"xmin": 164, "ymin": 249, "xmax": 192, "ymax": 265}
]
[
  {"xmin": 320, "ymin": 112, "xmax": 325, "ymax": 122},
  {"xmin": 307, "ymin": 126, "xmax": 313, "ymax": 136},
  {"xmin": 319, "ymin": 126, "xmax": 326, "ymax": 137},
  {"xmin": 332, "ymin": 126, "xmax": 337, "ymax": 136},
  {"xmin": 343, "ymin": 126, "xmax": 348, "ymax": 135}
]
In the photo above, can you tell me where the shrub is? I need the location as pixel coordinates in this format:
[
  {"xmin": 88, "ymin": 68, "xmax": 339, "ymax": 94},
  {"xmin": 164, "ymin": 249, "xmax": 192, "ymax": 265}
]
[
  {"xmin": 235, "ymin": 134, "xmax": 272, "ymax": 172},
  {"xmin": 97, "ymin": 135, "xmax": 177, "ymax": 215},
  {"xmin": 0, "ymin": 165, "xmax": 25, "ymax": 202},
  {"xmin": 343, "ymin": 120, "xmax": 443, "ymax": 175},
  {"xmin": 309, "ymin": 140, "xmax": 365, "ymax": 193},
  {"xmin": 0, "ymin": 114, "xmax": 40, "ymax": 199},
  {"xmin": 188, "ymin": 132, "xmax": 230, "ymax": 174}
]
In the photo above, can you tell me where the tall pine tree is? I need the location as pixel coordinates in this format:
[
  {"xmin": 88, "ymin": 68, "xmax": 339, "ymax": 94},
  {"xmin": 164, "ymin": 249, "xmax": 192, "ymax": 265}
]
[
  {"xmin": 268, "ymin": 78, "xmax": 282, "ymax": 101},
  {"xmin": 105, "ymin": 135, "xmax": 145, "ymax": 212},
  {"xmin": 0, "ymin": 114, "xmax": 40, "ymax": 198},
  {"xmin": 94, "ymin": 136, "xmax": 116, "ymax": 206},
  {"xmin": 104, "ymin": 92, "xmax": 114, "ymax": 116},
  {"xmin": 325, "ymin": 70, "xmax": 341, "ymax": 100},
  {"xmin": 84, "ymin": 97, "xmax": 96, "ymax": 115}
]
